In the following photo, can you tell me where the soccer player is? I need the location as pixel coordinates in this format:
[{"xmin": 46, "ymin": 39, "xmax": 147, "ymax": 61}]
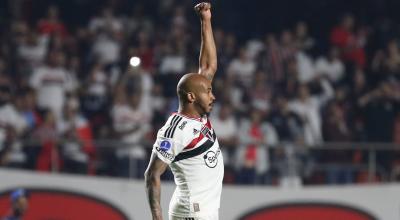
[{"xmin": 145, "ymin": 2, "xmax": 223, "ymax": 220}]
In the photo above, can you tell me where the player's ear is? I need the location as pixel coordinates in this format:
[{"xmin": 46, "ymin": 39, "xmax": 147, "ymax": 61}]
[{"xmin": 187, "ymin": 92, "xmax": 196, "ymax": 103}]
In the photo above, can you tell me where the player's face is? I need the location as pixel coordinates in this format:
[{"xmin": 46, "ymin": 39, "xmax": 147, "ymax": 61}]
[{"xmin": 195, "ymin": 81, "xmax": 215, "ymax": 115}]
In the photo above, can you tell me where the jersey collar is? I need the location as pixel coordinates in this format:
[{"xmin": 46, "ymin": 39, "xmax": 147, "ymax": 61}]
[{"xmin": 172, "ymin": 112, "xmax": 203, "ymax": 122}]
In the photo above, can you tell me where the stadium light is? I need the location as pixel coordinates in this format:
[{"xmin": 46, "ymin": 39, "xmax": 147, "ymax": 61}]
[{"xmin": 129, "ymin": 56, "xmax": 141, "ymax": 67}]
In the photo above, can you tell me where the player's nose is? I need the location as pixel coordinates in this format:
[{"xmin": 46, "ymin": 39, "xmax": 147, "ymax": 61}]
[{"xmin": 210, "ymin": 92, "xmax": 216, "ymax": 102}]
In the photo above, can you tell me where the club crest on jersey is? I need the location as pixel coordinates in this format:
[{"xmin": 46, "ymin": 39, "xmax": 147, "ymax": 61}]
[
  {"xmin": 203, "ymin": 149, "xmax": 220, "ymax": 168},
  {"xmin": 201, "ymin": 126, "xmax": 214, "ymax": 142},
  {"xmin": 193, "ymin": 129, "xmax": 199, "ymax": 135}
]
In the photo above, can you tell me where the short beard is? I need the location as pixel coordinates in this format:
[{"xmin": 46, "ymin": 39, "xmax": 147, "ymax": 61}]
[
  {"xmin": 194, "ymin": 102, "xmax": 209, "ymax": 117},
  {"xmin": 199, "ymin": 112, "xmax": 210, "ymax": 118},
  {"xmin": 201, "ymin": 106, "xmax": 212, "ymax": 117}
]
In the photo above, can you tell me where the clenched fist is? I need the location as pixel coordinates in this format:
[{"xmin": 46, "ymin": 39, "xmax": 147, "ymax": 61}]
[{"xmin": 195, "ymin": 2, "xmax": 212, "ymax": 20}]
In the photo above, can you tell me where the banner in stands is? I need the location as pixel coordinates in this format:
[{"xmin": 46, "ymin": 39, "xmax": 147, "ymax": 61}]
[{"xmin": 0, "ymin": 169, "xmax": 398, "ymax": 220}]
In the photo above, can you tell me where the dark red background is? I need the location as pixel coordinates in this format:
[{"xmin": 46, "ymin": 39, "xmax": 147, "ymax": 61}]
[
  {"xmin": 239, "ymin": 203, "xmax": 377, "ymax": 220},
  {"xmin": 0, "ymin": 189, "xmax": 128, "ymax": 220}
]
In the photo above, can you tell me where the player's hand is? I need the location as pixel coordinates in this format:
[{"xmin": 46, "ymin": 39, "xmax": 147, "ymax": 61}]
[{"xmin": 195, "ymin": 2, "xmax": 212, "ymax": 20}]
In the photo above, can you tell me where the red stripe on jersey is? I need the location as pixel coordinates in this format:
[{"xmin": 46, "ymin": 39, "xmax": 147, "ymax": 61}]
[
  {"xmin": 184, "ymin": 118, "xmax": 214, "ymax": 150},
  {"xmin": 184, "ymin": 133, "xmax": 205, "ymax": 150}
]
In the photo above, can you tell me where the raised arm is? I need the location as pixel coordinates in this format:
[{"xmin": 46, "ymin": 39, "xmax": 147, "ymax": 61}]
[
  {"xmin": 144, "ymin": 152, "xmax": 168, "ymax": 220},
  {"xmin": 195, "ymin": 2, "xmax": 217, "ymax": 82}
]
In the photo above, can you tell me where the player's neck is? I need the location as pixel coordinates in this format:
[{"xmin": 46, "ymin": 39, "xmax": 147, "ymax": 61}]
[{"xmin": 178, "ymin": 105, "xmax": 201, "ymax": 119}]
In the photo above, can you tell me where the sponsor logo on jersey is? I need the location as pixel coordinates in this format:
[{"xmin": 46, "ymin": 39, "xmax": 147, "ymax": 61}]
[
  {"xmin": 203, "ymin": 149, "xmax": 220, "ymax": 168},
  {"xmin": 156, "ymin": 146, "xmax": 174, "ymax": 161},
  {"xmin": 178, "ymin": 121, "xmax": 187, "ymax": 130}
]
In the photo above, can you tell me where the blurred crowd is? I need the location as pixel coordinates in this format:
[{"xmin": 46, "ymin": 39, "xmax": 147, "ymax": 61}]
[{"xmin": 0, "ymin": 0, "xmax": 400, "ymax": 185}]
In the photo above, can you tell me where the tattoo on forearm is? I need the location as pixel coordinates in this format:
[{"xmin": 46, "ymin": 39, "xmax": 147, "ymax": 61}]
[{"xmin": 146, "ymin": 177, "xmax": 162, "ymax": 217}]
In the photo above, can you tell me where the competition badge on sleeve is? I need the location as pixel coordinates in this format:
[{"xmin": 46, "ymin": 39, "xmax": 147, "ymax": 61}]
[{"xmin": 156, "ymin": 139, "xmax": 174, "ymax": 161}]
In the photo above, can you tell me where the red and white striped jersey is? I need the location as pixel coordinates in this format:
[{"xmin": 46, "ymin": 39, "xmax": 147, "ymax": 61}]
[{"xmin": 152, "ymin": 112, "xmax": 224, "ymax": 218}]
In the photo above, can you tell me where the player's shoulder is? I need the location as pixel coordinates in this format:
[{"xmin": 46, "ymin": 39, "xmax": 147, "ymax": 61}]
[{"xmin": 157, "ymin": 113, "xmax": 201, "ymax": 140}]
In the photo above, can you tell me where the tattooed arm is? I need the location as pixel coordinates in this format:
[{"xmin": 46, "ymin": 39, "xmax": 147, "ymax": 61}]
[{"xmin": 144, "ymin": 152, "xmax": 168, "ymax": 220}]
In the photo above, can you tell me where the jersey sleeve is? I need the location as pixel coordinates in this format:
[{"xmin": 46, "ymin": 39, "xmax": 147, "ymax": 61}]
[{"xmin": 152, "ymin": 117, "xmax": 191, "ymax": 164}]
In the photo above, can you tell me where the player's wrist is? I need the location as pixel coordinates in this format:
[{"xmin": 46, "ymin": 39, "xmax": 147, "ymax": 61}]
[
  {"xmin": 152, "ymin": 211, "xmax": 163, "ymax": 220},
  {"xmin": 200, "ymin": 16, "xmax": 212, "ymax": 22},
  {"xmin": 201, "ymin": 19, "xmax": 212, "ymax": 28}
]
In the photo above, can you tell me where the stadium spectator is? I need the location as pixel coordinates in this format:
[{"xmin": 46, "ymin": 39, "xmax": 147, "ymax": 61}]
[
  {"xmin": 31, "ymin": 110, "xmax": 60, "ymax": 171},
  {"xmin": 217, "ymin": 32, "xmax": 237, "ymax": 77},
  {"xmin": 89, "ymin": 8, "xmax": 123, "ymax": 67},
  {"xmin": 210, "ymin": 103, "xmax": 239, "ymax": 183},
  {"xmin": 249, "ymin": 71, "xmax": 273, "ymax": 113},
  {"xmin": 358, "ymin": 81, "xmax": 400, "ymax": 173},
  {"xmin": 134, "ymin": 31, "xmax": 156, "ymax": 71},
  {"xmin": 269, "ymin": 95, "xmax": 304, "ymax": 142},
  {"xmin": 262, "ymin": 34, "xmax": 285, "ymax": 83},
  {"xmin": 371, "ymin": 39, "xmax": 400, "ymax": 83},
  {"xmin": 315, "ymin": 47, "xmax": 345, "ymax": 83},
  {"xmin": 235, "ymin": 109, "xmax": 278, "ymax": 184},
  {"xmin": 111, "ymin": 85, "xmax": 151, "ymax": 177},
  {"xmin": 57, "ymin": 97, "xmax": 95, "ymax": 174},
  {"xmin": 294, "ymin": 21, "xmax": 315, "ymax": 53},
  {"xmin": 124, "ymin": 5, "xmax": 154, "ymax": 35},
  {"xmin": 0, "ymin": 76, "xmax": 27, "ymax": 168},
  {"xmin": 17, "ymin": 30, "xmax": 49, "ymax": 70},
  {"xmin": 321, "ymin": 101, "xmax": 354, "ymax": 184},
  {"xmin": 330, "ymin": 14, "xmax": 367, "ymax": 68},
  {"xmin": 288, "ymin": 78, "xmax": 334, "ymax": 145},
  {"xmin": 29, "ymin": 50, "xmax": 77, "ymax": 119},
  {"xmin": 37, "ymin": 5, "xmax": 68, "ymax": 38},
  {"xmin": 227, "ymin": 47, "xmax": 256, "ymax": 88}
]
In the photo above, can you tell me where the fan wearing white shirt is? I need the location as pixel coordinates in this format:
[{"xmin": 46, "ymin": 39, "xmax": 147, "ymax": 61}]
[{"xmin": 29, "ymin": 51, "xmax": 76, "ymax": 119}]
